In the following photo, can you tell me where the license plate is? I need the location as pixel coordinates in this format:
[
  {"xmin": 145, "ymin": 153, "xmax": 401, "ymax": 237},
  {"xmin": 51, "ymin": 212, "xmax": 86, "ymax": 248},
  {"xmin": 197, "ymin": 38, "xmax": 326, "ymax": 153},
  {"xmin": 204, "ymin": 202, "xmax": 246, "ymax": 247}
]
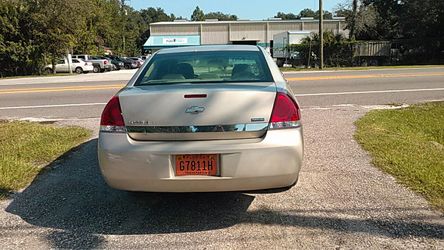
[{"xmin": 175, "ymin": 154, "xmax": 218, "ymax": 176}]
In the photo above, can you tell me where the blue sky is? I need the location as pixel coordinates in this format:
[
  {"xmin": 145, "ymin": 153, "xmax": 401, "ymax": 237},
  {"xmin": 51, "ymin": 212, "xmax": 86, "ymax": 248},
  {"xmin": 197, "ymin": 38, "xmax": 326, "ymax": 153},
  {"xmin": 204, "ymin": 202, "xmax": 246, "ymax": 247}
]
[{"xmin": 129, "ymin": 0, "xmax": 347, "ymax": 20}]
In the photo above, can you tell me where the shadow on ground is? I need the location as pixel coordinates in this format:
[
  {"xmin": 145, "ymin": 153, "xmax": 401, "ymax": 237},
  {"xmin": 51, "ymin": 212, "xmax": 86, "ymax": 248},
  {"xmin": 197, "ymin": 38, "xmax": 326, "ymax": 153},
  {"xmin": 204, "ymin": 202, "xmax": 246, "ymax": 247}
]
[{"xmin": 5, "ymin": 139, "xmax": 444, "ymax": 248}]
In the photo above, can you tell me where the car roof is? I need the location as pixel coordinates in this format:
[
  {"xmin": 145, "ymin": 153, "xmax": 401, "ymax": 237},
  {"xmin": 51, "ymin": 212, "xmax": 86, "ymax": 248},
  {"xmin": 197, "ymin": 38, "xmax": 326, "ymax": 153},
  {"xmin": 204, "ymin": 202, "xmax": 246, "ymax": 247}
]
[{"xmin": 156, "ymin": 45, "xmax": 261, "ymax": 55}]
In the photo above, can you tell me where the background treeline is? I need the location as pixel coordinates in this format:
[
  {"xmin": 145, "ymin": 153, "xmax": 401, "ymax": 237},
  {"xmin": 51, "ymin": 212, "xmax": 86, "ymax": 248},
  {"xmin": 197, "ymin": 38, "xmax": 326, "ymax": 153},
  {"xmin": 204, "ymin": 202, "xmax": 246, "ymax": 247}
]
[
  {"xmin": 276, "ymin": 0, "xmax": 444, "ymax": 42},
  {"xmin": 335, "ymin": 0, "xmax": 444, "ymax": 41},
  {"xmin": 191, "ymin": 6, "xmax": 237, "ymax": 21},
  {"xmin": 1, "ymin": 0, "xmax": 443, "ymax": 76},
  {"xmin": 0, "ymin": 0, "xmax": 176, "ymax": 77}
]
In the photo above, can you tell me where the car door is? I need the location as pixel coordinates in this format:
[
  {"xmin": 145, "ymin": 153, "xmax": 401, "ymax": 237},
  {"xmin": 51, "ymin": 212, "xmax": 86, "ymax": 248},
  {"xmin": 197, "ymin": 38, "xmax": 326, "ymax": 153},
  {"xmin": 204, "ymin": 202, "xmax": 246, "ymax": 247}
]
[
  {"xmin": 55, "ymin": 59, "xmax": 68, "ymax": 72},
  {"xmin": 71, "ymin": 59, "xmax": 81, "ymax": 70}
]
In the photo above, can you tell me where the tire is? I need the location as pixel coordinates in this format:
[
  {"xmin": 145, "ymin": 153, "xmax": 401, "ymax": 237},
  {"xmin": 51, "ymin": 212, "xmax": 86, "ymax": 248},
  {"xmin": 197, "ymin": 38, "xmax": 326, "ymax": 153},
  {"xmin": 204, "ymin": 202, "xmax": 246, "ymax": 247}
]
[
  {"xmin": 124, "ymin": 64, "xmax": 130, "ymax": 69},
  {"xmin": 93, "ymin": 66, "xmax": 100, "ymax": 73},
  {"xmin": 44, "ymin": 68, "xmax": 53, "ymax": 74},
  {"xmin": 75, "ymin": 67, "xmax": 83, "ymax": 74}
]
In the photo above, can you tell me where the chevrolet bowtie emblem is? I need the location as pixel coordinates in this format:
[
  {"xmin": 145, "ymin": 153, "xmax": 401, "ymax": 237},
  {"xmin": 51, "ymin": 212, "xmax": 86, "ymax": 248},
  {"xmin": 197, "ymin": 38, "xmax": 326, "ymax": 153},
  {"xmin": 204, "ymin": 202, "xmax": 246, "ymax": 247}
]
[{"xmin": 185, "ymin": 106, "xmax": 205, "ymax": 114}]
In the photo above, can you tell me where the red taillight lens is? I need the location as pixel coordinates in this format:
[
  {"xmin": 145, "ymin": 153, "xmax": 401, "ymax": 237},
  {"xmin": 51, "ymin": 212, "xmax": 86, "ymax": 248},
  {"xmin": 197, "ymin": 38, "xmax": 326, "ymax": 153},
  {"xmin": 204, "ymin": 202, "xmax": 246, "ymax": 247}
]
[
  {"xmin": 104, "ymin": 60, "xmax": 108, "ymax": 64},
  {"xmin": 100, "ymin": 96, "xmax": 125, "ymax": 132},
  {"xmin": 269, "ymin": 92, "xmax": 301, "ymax": 129}
]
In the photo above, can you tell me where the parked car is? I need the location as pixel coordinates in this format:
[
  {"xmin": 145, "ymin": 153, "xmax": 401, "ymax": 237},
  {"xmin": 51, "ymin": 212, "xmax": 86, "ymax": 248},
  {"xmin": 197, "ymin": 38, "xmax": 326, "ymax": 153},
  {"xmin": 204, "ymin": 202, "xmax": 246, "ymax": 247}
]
[
  {"xmin": 91, "ymin": 56, "xmax": 114, "ymax": 70},
  {"xmin": 129, "ymin": 57, "xmax": 144, "ymax": 66},
  {"xmin": 72, "ymin": 54, "xmax": 112, "ymax": 73},
  {"xmin": 98, "ymin": 45, "xmax": 304, "ymax": 192},
  {"xmin": 103, "ymin": 56, "xmax": 125, "ymax": 70},
  {"xmin": 43, "ymin": 58, "xmax": 94, "ymax": 74},
  {"xmin": 121, "ymin": 57, "xmax": 139, "ymax": 69}
]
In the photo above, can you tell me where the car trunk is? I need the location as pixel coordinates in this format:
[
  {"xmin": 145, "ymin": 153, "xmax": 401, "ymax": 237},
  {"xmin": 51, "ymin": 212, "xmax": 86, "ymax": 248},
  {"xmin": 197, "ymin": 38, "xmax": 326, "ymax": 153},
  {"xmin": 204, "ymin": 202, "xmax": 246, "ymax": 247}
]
[{"xmin": 119, "ymin": 82, "xmax": 276, "ymax": 141}]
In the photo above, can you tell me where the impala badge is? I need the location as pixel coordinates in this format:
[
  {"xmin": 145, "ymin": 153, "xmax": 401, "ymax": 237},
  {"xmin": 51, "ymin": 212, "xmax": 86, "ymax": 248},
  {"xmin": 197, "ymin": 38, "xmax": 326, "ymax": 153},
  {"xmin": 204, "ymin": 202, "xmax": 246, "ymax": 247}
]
[{"xmin": 185, "ymin": 106, "xmax": 205, "ymax": 114}]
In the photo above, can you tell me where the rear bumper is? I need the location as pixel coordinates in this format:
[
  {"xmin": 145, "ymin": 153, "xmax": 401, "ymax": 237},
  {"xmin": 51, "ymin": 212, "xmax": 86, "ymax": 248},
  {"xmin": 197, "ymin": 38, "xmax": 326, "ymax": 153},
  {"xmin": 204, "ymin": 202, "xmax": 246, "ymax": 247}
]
[
  {"xmin": 98, "ymin": 127, "xmax": 303, "ymax": 192},
  {"xmin": 113, "ymin": 63, "xmax": 124, "ymax": 69},
  {"xmin": 83, "ymin": 65, "xmax": 94, "ymax": 72}
]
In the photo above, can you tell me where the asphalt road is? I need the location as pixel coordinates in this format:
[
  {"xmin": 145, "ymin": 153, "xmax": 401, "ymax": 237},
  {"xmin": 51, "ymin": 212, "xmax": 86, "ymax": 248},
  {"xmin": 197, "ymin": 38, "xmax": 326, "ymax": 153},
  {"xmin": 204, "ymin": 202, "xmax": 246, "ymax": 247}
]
[
  {"xmin": 0, "ymin": 67, "xmax": 443, "ymax": 119},
  {"xmin": 0, "ymin": 67, "xmax": 443, "ymax": 248}
]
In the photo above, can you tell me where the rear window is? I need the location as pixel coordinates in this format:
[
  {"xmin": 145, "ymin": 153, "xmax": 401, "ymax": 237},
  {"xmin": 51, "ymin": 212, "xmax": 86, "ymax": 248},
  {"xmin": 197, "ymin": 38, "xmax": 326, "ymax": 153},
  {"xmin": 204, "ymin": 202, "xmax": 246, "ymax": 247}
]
[{"xmin": 135, "ymin": 50, "xmax": 273, "ymax": 86}]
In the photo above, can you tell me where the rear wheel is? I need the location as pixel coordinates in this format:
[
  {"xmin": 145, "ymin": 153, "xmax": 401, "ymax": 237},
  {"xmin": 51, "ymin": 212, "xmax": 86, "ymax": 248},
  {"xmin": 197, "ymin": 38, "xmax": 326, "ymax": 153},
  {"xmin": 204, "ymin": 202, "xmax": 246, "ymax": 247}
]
[
  {"xmin": 93, "ymin": 65, "xmax": 100, "ymax": 73},
  {"xmin": 44, "ymin": 68, "xmax": 53, "ymax": 74},
  {"xmin": 75, "ymin": 67, "xmax": 83, "ymax": 74}
]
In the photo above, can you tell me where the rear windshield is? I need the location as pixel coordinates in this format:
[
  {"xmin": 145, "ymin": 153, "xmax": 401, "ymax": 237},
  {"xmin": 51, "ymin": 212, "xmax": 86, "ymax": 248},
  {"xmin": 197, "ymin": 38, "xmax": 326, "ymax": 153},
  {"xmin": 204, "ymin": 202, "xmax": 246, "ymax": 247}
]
[{"xmin": 134, "ymin": 50, "xmax": 273, "ymax": 86}]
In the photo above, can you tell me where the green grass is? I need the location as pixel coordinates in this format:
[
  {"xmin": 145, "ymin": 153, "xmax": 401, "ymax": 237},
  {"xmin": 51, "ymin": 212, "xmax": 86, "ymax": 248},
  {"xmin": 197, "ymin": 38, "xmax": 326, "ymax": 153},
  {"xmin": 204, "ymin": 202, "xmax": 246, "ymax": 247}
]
[
  {"xmin": 280, "ymin": 64, "xmax": 444, "ymax": 72},
  {"xmin": 0, "ymin": 121, "xmax": 91, "ymax": 198},
  {"xmin": 355, "ymin": 102, "xmax": 444, "ymax": 211}
]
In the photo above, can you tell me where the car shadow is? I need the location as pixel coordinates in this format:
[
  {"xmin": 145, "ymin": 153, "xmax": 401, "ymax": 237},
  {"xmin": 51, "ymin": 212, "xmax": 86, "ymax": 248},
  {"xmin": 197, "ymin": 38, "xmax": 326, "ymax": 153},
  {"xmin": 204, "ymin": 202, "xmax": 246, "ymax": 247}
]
[
  {"xmin": 6, "ymin": 139, "xmax": 255, "ymax": 247},
  {"xmin": 5, "ymin": 139, "xmax": 444, "ymax": 248},
  {"xmin": 6, "ymin": 138, "xmax": 255, "ymax": 228}
]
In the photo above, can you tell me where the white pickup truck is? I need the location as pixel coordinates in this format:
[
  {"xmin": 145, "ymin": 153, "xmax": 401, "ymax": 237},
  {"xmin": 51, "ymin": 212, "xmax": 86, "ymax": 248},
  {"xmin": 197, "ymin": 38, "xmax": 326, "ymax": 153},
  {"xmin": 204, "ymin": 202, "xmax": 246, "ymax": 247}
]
[
  {"xmin": 72, "ymin": 54, "xmax": 112, "ymax": 73},
  {"xmin": 43, "ymin": 58, "xmax": 94, "ymax": 74}
]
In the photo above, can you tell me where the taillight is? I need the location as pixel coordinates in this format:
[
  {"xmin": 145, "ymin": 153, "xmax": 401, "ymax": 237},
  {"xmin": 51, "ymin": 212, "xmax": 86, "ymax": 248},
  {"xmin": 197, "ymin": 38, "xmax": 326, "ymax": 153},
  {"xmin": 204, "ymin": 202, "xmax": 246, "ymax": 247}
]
[
  {"xmin": 269, "ymin": 92, "xmax": 301, "ymax": 129},
  {"xmin": 84, "ymin": 63, "xmax": 88, "ymax": 66},
  {"xmin": 104, "ymin": 60, "xmax": 107, "ymax": 64},
  {"xmin": 100, "ymin": 96, "xmax": 126, "ymax": 133}
]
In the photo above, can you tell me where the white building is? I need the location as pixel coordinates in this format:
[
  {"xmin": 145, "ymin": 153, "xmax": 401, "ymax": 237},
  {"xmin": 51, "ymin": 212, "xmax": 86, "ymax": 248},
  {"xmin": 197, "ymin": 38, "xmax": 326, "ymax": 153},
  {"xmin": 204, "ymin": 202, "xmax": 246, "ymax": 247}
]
[{"xmin": 143, "ymin": 18, "xmax": 348, "ymax": 54}]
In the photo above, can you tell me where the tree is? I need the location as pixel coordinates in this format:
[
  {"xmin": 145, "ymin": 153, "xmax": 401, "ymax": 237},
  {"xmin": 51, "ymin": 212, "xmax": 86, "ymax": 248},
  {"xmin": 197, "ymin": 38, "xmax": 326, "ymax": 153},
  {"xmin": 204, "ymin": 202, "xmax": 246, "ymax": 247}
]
[
  {"xmin": 137, "ymin": 7, "xmax": 175, "ymax": 54},
  {"xmin": 292, "ymin": 31, "xmax": 355, "ymax": 67},
  {"xmin": 315, "ymin": 10, "xmax": 333, "ymax": 19},
  {"xmin": 140, "ymin": 7, "xmax": 175, "ymax": 23},
  {"xmin": 334, "ymin": 1, "xmax": 379, "ymax": 40},
  {"xmin": 0, "ymin": 0, "xmax": 39, "ymax": 76},
  {"xmin": 352, "ymin": 4, "xmax": 378, "ymax": 40},
  {"xmin": 26, "ymin": 0, "xmax": 90, "ymax": 73},
  {"xmin": 361, "ymin": 0, "xmax": 402, "ymax": 39},
  {"xmin": 295, "ymin": 8, "xmax": 332, "ymax": 20},
  {"xmin": 299, "ymin": 8, "xmax": 316, "ymax": 18},
  {"xmin": 191, "ymin": 6, "xmax": 205, "ymax": 21},
  {"xmin": 400, "ymin": 0, "xmax": 444, "ymax": 39},
  {"xmin": 350, "ymin": 0, "xmax": 358, "ymax": 39},
  {"xmin": 275, "ymin": 12, "xmax": 299, "ymax": 20},
  {"xmin": 204, "ymin": 12, "xmax": 237, "ymax": 21}
]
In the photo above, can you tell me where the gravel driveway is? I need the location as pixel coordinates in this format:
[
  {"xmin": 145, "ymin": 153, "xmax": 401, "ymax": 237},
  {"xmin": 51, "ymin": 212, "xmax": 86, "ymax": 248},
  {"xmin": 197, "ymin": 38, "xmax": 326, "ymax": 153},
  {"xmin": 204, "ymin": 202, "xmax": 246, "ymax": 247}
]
[{"xmin": 0, "ymin": 106, "xmax": 443, "ymax": 249}]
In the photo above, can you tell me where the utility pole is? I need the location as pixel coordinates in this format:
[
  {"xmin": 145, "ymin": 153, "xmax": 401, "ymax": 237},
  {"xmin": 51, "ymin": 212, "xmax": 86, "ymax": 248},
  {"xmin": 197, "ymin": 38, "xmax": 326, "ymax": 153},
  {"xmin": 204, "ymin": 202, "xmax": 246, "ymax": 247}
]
[
  {"xmin": 319, "ymin": 0, "xmax": 324, "ymax": 69},
  {"xmin": 67, "ymin": 49, "xmax": 72, "ymax": 74},
  {"xmin": 121, "ymin": 0, "xmax": 126, "ymax": 55}
]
